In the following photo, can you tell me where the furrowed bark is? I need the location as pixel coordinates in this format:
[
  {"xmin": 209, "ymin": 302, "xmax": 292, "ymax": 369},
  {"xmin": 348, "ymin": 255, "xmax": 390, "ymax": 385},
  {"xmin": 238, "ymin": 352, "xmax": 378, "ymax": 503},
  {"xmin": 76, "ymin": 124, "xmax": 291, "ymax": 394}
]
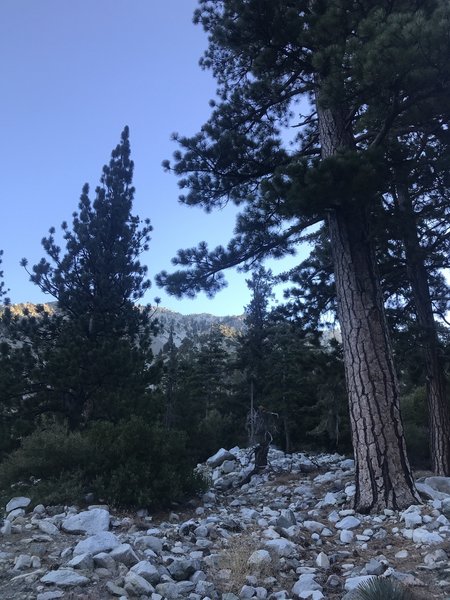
[{"xmin": 317, "ymin": 101, "xmax": 420, "ymax": 512}]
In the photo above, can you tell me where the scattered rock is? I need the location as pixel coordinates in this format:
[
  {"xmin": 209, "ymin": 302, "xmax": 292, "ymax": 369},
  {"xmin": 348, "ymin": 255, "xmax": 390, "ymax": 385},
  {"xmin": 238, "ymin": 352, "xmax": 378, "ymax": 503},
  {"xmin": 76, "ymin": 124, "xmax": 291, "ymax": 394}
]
[
  {"xmin": 40, "ymin": 568, "xmax": 89, "ymax": 587},
  {"xmin": 5, "ymin": 497, "xmax": 31, "ymax": 513},
  {"xmin": 73, "ymin": 531, "xmax": 120, "ymax": 555},
  {"xmin": 62, "ymin": 507, "xmax": 110, "ymax": 534},
  {"xmin": 1, "ymin": 446, "xmax": 450, "ymax": 600},
  {"xmin": 206, "ymin": 447, "xmax": 237, "ymax": 468}
]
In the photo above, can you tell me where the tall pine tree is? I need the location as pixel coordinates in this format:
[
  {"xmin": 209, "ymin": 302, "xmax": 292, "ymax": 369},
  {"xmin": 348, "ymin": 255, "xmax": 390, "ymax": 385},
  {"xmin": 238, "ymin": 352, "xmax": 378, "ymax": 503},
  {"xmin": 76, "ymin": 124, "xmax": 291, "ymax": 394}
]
[{"xmin": 158, "ymin": 1, "xmax": 450, "ymax": 511}]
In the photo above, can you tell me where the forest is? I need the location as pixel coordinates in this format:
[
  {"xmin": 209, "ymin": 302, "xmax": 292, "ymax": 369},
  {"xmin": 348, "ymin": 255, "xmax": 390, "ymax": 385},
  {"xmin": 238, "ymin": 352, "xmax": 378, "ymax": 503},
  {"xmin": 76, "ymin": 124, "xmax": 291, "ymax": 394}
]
[{"xmin": 1, "ymin": 0, "xmax": 450, "ymax": 515}]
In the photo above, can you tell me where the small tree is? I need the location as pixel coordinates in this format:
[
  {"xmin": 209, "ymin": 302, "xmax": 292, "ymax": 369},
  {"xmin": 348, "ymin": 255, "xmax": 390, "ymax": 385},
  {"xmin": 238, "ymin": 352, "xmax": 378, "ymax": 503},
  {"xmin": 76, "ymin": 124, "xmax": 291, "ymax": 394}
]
[
  {"xmin": 238, "ymin": 267, "xmax": 274, "ymax": 445},
  {"xmin": 18, "ymin": 127, "xmax": 156, "ymax": 426}
]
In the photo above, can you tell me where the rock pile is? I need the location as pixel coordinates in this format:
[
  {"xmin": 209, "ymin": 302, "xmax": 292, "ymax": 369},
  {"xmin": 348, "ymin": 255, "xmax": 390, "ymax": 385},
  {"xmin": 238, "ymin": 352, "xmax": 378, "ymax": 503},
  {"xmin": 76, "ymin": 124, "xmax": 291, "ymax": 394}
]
[{"xmin": 1, "ymin": 447, "xmax": 450, "ymax": 599}]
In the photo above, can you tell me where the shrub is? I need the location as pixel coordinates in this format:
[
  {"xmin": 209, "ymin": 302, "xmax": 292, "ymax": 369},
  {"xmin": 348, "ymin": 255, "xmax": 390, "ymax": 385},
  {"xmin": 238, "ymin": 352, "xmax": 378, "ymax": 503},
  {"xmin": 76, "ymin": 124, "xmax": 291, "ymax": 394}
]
[
  {"xmin": 0, "ymin": 417, "xmax": 205, "ymax": 509},
  {"xmin": 353, "ymin": 577, "xmax": 418, "ymax": 600},
  {"xmin": 208, "ymin": 532, "xmax": 275, "ymax": 595},
  {"xmin": 87, "ymin": 417, "xmax": 206, "ymax": 507}
]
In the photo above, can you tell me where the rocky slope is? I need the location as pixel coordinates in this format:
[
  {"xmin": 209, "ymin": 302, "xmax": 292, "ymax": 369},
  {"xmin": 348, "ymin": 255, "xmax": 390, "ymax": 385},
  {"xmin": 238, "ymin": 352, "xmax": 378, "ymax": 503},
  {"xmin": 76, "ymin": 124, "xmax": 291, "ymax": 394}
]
[
  {"xmin": 152, "ymin": 307, "xmax": 244, "ymax": 353},
  {"xmin": 1, "ymin": 303, "xmax": 245, "ymax": 355},
  {"xmin": 1, "ymin": 447, "xmax": 450, "ymax": 600}
]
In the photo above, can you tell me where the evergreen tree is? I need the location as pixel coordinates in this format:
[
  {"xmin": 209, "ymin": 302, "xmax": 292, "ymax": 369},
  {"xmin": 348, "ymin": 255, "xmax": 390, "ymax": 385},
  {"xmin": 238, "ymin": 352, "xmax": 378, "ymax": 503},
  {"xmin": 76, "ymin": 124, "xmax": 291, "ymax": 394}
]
[
  {"xmin": 237, "ymin": 267, "xmax": 274, "ymax": 444},
  {"xmin": 15, "ymin": 127, "xmax": 156, "ymax": 426},
  {"xmin": 157, "ymin": 0, "xmax": 450, "ymax": 511},
  {"xmin": 387, "ymin": 137, "xmax": 450, "ymax": 474}
]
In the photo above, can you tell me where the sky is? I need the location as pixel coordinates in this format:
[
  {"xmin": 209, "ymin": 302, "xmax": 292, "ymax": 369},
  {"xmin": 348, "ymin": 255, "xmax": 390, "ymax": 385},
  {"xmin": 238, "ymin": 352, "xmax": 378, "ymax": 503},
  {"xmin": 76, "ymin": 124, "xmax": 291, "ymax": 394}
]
[{"xmin": 0, "ymin": 0, "xmax": 306, "ymax": 316}]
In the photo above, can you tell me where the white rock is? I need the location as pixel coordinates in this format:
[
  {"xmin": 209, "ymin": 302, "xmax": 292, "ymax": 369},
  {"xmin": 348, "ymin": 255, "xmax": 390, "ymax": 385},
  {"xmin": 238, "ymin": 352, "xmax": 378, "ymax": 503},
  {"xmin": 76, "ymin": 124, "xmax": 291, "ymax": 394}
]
[
  {"xmin": 110, "ymin": 543, "xmax": 140, "ymax": 566},
  {"xmin": 206, "ymin": 448, "xmax": 236, "ymax": 468},
  {"xmin": 38, "ymin": 520, "xmax": 59, "ymax": 535},
  {"xmin": 1, "ymin": 520, "xmax": 12, "ymax": 535},
  {"xmin": 13, "ymin": 554, "xmax": 32, "ymax": 570},
  {"xmin": 93, "ymin": 551, "xmax": 116, "ymax": 570},
  {"xmin": 424, "ymin": 476, "xmax": 450, "ymax": 496},
  {"xmin": 344, "ymin": 575, "xmax": 377, "ymax": 591},
  {"xmin": 73, "ymin": 531, "xmax": 120, "ymax": 555},
  {"xmin": 37, "ymin": 592, "xmax": 65, "ymax": 600},
  {"xmin": 33, "ymin": 504, "xmax": 46, "ymax": 515},
  {"xmin": 292, "ymin": 573, "xmax": 322, "ymax": 597},
  {"xmin": 136, "ymin": 535, "xmax": 163, "ymax": 553},
  {"xmin": 345, "ymin": 484, "xmax": 356, "ymax": 497},
  {"xmin": 6, "ymin": 508, "xmax": 25, "ymax": 520},
  {"xmin": 248, "ymin": 549, "xmax": 272, "ymax": 569},
  {"xmin": 125, "ymin": 571, "xmax": 155, "ymax": 595},
  {"xmin": 322, "ymin": 492, "xmax": 338, "ymax": 506},
  {"xmin": 335, "ymin": 516, "xmax": 361, "ymax": 529},
  {"xmin": 6, "ymin": 496, "xmax": 31, "ymax": 513},
  {"xmin": 221, "ymin": 459, "xmax": 237, "ymax": 473},
  {"xmin": 412, "ymin": 528, "xmax": 444, "ymax": 545},
  {"xmin": 327, "ymin": 510, "xmax": 340, "ymax": 523},
  {"xmin": 240, "ymin": 585, "xmax": 256, "ymax": 598},
  {"xmin": 423, "ymin": 548, "xmax": 448, "ymax": 566},
  {"xmin": 402, "ymin": 504, "xmax": 422, "ymax": 514},
  {"xmin": 340, "ymin": 529, "xmax": 354, "ymax": 544},
  {"xmin": 314, "ymin": 471, "xmax": 335, "ymax": 484},
  {"xmin": 265, "ymin": 537, "xmax": 297, "ymax": 557},
  {"xmin": 402, "ymin": 528, "xmax": 413, "ymax": 539},
  {"xmin": 40, "ymin": 568, "xmax": 89, "ymax": 587},
  {"xmin": 130, "ymin": 560, "xmax": 161, "ymax": 584},
  {"xmin": 303, "ymin": 520, "xmax": 325, "ymax": 533},
  {"xmin": 416, "ymin": 482, "xmax": 449, "ymax": 501},
  {"xmin": 316, "ymin": 552, "xmax": 330, "ymax": 569},
  {"xmin": 67, "ymin": 553, "xmax": 94, "ymax": 570},
  {"xmin": 62, "ymin": 508, "xmax": 110, "ymax": 534},
  {"xmin": 403, "ymin": 512, "xmax": 422, "ymax": 528}
]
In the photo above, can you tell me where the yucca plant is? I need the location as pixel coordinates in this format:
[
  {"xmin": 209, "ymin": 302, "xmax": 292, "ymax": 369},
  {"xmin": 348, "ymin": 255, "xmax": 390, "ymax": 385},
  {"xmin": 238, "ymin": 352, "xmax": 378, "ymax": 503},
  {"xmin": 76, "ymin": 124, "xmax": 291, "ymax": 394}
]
[{"xmin": 353, "ymin": 577, "xmax": 417, "ymax": 600}]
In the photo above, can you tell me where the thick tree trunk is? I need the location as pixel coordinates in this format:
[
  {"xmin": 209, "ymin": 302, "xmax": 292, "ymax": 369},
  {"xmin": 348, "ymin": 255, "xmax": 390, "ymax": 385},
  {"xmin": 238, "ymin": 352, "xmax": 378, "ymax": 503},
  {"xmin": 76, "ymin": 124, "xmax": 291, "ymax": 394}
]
[
  {"xmin": 317, "ymin": 102, "xmax": 420, "ymax": 512},
  {"xmin": 395, "ymin": 178, "xmax": 450, "ymax": 474}
]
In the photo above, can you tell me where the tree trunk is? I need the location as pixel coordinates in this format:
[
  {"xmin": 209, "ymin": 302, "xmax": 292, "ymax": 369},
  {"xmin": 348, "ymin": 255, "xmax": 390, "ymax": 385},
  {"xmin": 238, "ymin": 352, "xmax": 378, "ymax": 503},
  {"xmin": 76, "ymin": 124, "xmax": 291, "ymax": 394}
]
[
  {"xmin": 395, "ymin": 178, "xmax": 450, "ymax": 474},
  {"xmin": 254, "ymin": 441, "xmax": 270, "ymax": 472},
  {"xmin": 283, "ymin": 413, "xmax": 291, "ymax": 454},
  {"xmin": 317, "ymin": 101, "xmax": 420, "ymax": 512}
]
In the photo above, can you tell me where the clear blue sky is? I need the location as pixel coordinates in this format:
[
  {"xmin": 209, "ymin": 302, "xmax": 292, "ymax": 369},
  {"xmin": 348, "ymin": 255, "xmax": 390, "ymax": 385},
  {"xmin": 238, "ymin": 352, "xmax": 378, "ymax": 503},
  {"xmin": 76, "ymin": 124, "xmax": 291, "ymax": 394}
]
[{"xmin": 0, "ymin": 0, "xmax": 305, "ymax": 316}]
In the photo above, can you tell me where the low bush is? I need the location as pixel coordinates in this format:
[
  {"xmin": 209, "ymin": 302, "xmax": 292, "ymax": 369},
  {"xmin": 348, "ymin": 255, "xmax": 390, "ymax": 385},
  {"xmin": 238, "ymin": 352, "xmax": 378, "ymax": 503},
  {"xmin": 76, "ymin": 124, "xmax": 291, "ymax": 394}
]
[
  {"xmin": 0, "ymin": 417, "xmax": 205, "ymax": 509},
  {"xmin": 353, "ymin": 577, "xmax": 418, "ymax": 600}
]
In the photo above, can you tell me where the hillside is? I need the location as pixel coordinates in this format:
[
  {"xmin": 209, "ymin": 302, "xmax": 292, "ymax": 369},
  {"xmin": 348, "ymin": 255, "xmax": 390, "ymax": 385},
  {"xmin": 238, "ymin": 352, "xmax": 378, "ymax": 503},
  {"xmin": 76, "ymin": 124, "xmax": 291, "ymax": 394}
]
[
  {"xmin": 152, "ymin": 306, "xmax": 245, "ymax": 352},
  {"xmin": 0, "ymin": 303, "xmax": 245, "ymax": 354}
]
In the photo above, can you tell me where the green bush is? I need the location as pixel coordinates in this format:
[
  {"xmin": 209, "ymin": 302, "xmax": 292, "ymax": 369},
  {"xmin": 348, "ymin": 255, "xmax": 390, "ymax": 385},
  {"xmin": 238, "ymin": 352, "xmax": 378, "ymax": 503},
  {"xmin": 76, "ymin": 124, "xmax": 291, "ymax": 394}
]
[
  {"xmin": 87, "ymin": 417, "xmax": 205, "ymax": 507},
  {"xmin": 353, "ymin": 577, "xmax": 417, "ymax": 600},
  {"xmin": 0, "ymin": 417, "xmax": 205, "ymax": 509}
]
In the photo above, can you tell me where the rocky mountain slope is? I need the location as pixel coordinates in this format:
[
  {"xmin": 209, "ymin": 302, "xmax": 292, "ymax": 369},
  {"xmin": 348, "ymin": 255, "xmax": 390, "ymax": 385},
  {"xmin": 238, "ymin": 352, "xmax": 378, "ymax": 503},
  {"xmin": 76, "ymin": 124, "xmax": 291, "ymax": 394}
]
[
  {"xmin": 2, "ymin": 303, "xmax": 245, "ymax": 354},
  {"xmin": 151, "ymin": 307, "xmax": 244, "ymax": 353},
  {"xmin": 1, "ymin": 447, "xmax": 450, "ymax": 599}
]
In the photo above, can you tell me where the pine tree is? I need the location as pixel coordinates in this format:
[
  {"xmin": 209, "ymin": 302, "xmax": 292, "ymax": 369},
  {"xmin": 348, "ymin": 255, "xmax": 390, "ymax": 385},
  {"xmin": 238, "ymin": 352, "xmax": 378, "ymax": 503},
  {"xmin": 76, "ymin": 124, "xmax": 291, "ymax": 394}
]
[
  {"xmin": 237, "ymin": 267, "xmax": 274, "ymax": 444},
  {"xmin": 157, "ymin": 1, "xmax": 450, "ymax": 511},
  {"xmin": 16, "ymin": 127, "xmax": 156, "ymax": 426}
]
